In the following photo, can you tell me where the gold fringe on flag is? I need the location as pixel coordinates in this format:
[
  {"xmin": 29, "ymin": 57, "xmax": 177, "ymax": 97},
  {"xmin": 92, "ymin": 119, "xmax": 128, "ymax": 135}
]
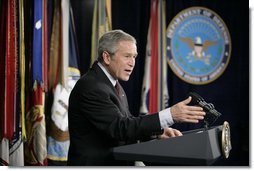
[{"xmin": 19, "ymin": 0, "xmax": 26, "ymax": 141}]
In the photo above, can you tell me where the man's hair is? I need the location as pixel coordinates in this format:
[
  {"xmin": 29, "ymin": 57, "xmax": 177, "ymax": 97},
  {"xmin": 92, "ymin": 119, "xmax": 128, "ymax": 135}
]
[{"xmin": 97, "ymin": 30, "xmax": 136, "ymax": 62}]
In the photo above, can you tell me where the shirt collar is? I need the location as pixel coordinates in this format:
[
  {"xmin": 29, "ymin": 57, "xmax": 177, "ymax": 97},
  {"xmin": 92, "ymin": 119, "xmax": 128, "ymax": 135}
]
[{"xmin": 97, "ymin": 62, "xmax": 117, "ymax": 86}]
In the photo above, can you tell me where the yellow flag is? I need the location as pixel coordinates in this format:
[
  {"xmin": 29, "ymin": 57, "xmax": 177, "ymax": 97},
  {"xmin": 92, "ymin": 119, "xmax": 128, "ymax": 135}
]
[{"xmin": 90, "ymin": 0, "xmax": 112, "ymax": 66}]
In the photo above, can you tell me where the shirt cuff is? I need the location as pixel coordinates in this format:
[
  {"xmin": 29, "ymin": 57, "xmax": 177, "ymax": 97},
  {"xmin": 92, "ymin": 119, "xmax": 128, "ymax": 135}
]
[{"xmin": 158, "ymin": 108, "xmax": 174, "ymax": 128}]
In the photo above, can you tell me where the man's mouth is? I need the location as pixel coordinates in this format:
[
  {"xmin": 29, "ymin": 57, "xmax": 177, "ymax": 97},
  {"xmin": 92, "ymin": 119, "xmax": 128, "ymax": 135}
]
[{"xmin": 124, "ymin": 69, "xmax": 132, "ymax": 74}]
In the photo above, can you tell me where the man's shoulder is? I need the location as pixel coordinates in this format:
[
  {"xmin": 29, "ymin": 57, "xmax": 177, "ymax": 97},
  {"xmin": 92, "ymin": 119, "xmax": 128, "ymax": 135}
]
[{"xmin": 75, "ymin": 72, "xmax": 111, "ymax": 92}]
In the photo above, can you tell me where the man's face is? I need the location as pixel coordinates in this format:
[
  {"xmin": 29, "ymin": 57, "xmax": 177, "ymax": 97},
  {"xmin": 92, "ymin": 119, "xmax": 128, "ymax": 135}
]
[{"xmin": 105, "ymin": 41, "xmax": 137, "ymax": 81}]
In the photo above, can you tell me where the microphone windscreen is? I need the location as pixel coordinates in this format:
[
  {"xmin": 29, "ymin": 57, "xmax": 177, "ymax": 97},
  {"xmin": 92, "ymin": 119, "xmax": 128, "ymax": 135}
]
[{"xmin": 188, "ymin": 92, "xmax": 204, "ymax": 105}]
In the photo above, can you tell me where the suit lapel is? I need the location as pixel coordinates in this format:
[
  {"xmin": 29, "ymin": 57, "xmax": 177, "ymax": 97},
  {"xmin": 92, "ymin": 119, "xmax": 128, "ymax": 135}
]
[{"xmin": 92, "ymin": 62, "xmax": 131, "ymax": 117}]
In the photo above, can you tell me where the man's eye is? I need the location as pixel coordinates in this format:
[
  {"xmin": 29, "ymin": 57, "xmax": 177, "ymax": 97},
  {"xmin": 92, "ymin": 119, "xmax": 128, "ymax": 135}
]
[{"xmin": 124, "ymin": 54, "xmax": 137, "ymax": 59}]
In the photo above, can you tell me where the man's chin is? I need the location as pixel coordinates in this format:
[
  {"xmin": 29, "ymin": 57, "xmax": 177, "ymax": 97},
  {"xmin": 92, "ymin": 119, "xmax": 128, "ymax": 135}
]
[{"xmin": 121, "ymin": 77, "xmax": 130, "ymax": 81}]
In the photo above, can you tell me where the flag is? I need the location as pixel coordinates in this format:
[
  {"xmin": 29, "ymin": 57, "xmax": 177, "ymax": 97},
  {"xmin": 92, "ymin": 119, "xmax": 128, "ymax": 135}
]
[
  {"xmin": 0, "ymin": 0, "xmax": 7, "ymax": 141},
  {"xmin": 25, "ymin": 86, "xmax": 47, "ymax": 165},
  {"xmin": 4, "ymin": 0, "xmax": 18, "ymax": 141},
  {"xmin": 9, "ymin": 131, "xmax": 24, "ymax": 166},
  {"xmin": 0, "ymin": 0, "xmax": 25, "ymax": 166},
  {"xmin": 90, "ymin": 0, "xmax": 112, "ymax": 66},
  {"xmin": 140, "ymin": 0, "xmax": 169, "ymax": 114},
  {"xmin": 19, "ymin": 0, "xmax": 27, "ymax": 142},
  {"xmin": 48, "ymin": 0, "xmax": 61, "ymax": 91},
  {"xmin": 42, "ymin": 0, "xmax": 48, "ymax": 93},
  {"xmin": 9, "ymin": 0, "xmax": 26, "ymax": 165},
  {"xmin": 24, "ymin": 0, "xmax": 47, "ymax": 165},
  {"xmin": 47, "ymin": 0, "xmax": 80, "ymax": 165},
  {"xmin": 47, "ymin": 0, "xmax": 70, "ymax": 164},
  {"xmin": 0, "ymin": 138, "xmax": 9, "ymax": 166}
]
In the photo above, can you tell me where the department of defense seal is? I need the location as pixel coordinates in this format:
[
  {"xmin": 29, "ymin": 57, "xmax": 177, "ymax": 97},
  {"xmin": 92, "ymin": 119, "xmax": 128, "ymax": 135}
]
[{"xmin": 166, "ymin": 7, "xmax": 231, "ymax": 84}]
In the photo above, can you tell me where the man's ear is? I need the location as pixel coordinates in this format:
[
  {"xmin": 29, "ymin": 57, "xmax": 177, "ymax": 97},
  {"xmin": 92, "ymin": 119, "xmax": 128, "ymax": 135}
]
[{"xmin": 102, "ymin": 51, "xmax": 111, "ymax": 65}]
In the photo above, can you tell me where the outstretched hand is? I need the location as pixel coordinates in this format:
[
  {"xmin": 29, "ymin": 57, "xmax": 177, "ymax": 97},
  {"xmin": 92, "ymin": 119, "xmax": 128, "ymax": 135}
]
[{"xmin": 170, "ymin": 96, "xmax": 206, "ymax": 123}]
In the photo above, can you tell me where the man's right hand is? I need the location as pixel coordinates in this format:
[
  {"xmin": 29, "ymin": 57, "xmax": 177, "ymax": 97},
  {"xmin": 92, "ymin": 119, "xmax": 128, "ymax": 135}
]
[{"xmin": 170, "ymin": 96, "xmax": 206, "ymax": 123}]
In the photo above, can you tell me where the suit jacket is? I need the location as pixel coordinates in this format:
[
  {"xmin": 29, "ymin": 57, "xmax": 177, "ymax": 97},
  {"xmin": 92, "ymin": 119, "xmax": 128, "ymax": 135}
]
[{"xmin": 67, "ymin": 62, "xmax": 162, "ymax": 166}]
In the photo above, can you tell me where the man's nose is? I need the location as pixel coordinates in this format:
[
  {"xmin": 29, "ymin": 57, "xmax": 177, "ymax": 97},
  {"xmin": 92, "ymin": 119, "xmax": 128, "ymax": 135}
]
[{"xmin": 128, "ymin": 57, "xmax": 135, "ymax": 67}]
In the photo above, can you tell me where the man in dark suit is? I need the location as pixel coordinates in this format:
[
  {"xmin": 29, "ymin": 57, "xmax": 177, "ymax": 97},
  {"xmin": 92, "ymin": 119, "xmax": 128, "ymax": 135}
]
[{"xmin": 67, "ymin": 30, "xmax": 205, "ymax": 166}]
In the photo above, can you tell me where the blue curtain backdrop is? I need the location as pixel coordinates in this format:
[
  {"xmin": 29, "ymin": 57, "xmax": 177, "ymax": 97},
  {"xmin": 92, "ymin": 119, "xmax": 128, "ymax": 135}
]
[{"xmin": 71, "ymin": 0, "xmax": 249, "ymax": 166}]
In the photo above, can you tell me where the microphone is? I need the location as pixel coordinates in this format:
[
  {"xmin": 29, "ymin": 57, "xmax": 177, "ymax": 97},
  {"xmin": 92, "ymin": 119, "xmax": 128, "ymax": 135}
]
[{"xmin": 188, "ymin": 92, "xmax": 221, "ymax": 128}]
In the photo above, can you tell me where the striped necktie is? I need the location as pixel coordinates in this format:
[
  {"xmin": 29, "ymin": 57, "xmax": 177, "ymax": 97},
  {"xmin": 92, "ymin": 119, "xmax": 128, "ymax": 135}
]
[{"xmin": 115, "ymin": 81, "xmax": 122, "ymax": 98}]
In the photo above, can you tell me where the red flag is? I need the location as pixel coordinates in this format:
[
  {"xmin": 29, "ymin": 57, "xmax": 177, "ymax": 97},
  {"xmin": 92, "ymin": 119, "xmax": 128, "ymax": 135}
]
[
  {"xmin": 4, "ymin": 0, "xmax": 18, "ymax": 140},
  {"xmin": 140, "ymin": 0, "xmax": 169, "ymax": 114},
  {"xmin": 149, "ymin": 0, "xmax": 159, "ymax": 113}
]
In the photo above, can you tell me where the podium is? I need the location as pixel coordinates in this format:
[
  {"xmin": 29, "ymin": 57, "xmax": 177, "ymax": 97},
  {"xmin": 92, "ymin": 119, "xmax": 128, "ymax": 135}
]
[{"xmin": 112, "ymin": 124, "xmax": 231, "ymax": 166}]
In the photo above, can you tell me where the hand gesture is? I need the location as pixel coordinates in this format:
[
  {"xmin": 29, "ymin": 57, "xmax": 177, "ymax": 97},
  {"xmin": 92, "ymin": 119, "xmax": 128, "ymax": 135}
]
[{"xmin": 170, "ymin": 96, "xmax": 206, "ymax": 123}]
